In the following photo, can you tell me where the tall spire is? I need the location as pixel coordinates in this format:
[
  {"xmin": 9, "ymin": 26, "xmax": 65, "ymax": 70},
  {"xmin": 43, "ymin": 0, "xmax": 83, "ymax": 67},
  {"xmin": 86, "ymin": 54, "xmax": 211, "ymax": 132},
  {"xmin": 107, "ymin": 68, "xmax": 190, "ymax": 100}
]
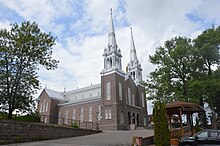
[
  {"xmin": 101, "ymin": 8, "xmax": 124, "ymax": 75},
  {"xmin": 130, "ymin": 27, "xmax": 138, "ymax": 62},
  {"xmin": 108, "ymin": 8, "xmax": 117, "ymax": 47},
  {"xmin": 126, "ymin": 27, "xmax": 143, "ymax": 84}
]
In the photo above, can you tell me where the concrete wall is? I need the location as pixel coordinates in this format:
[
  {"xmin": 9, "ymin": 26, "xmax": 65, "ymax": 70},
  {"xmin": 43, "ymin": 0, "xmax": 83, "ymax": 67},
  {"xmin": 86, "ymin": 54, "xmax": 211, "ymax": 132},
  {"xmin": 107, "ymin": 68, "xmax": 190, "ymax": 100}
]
[{"xmin": 0, "ymin": 120, "xmax": 101, "ymax": 144}]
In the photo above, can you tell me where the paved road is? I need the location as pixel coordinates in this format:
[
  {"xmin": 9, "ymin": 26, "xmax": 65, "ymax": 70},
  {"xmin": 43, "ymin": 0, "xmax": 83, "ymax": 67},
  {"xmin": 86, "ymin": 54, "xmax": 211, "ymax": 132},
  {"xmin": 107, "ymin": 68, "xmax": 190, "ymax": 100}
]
[{"xmin": 4, "ymin": 130, "xmax": 154, "ymax": 146}]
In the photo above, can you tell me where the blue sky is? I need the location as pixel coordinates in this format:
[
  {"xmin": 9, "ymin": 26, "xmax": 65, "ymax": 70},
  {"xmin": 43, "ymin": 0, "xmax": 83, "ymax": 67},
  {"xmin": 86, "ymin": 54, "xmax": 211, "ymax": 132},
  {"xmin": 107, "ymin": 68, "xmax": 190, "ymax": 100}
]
[{"xmin": 1, "ymin": 0, "xmax": 220, "ymax": 113}]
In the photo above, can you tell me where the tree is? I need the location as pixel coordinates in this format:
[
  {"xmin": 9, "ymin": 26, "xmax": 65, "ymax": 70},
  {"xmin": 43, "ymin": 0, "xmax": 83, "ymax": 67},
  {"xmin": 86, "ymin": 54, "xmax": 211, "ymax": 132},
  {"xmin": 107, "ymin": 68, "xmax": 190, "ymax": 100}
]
[
  {"xmin": 153, "ymin": 101, "xmax": 170, "ymax": 146},
  {"xmin": 194, "ymin": 25, "xmax": 220, "ymax": 76},
  {"xmin": 192, "ymin": 25, "xmax": 220, "ymax": 128},
  {"xmin": 146, "ymin": 37, "xmax": 202, "ymax": 102},
  {"xmin": 0, "ymin": 21, "xmax": 59, "ymax": 119},
  {"xmin": 146, "ymin": 26, "xmax": 220, "ymax": 128}
]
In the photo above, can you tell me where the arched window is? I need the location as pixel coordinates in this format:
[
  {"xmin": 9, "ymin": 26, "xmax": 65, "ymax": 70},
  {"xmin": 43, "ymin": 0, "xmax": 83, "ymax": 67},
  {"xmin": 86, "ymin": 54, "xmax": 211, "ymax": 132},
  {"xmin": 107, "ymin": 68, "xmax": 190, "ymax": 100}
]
[
  {"xmin": 105, "ymin": 82, "xmax": 111, "ymax": 100},
  {"xmin": 107, "ymin": 58, "xmax": 110, "ymax": 69},
  {"xmin": 89, "ymin": 106, "xmax": 93, "ymax": 122},
  {"xmin": 110, "ymin": 57, "xmax": 112, "ymax": 67},
  {"xmin": 80, "ymin": 107, "xmax": 84, "ymax": 122}
]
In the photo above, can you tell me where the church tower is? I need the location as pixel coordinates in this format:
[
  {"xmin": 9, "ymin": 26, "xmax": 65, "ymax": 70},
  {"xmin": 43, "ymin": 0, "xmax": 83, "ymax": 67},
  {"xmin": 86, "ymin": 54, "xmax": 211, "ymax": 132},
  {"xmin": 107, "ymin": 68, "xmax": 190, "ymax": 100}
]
[
  {"xmin": 101, "ymin": 8, "xmax": 123, "ymax": 75},
  {"xmin": 100, "ymin": 9, "xmax": 126, "ymax": 130},
  {"xmin": 126, "ymin": 28, "xmax": 143, "ymax": 84}
]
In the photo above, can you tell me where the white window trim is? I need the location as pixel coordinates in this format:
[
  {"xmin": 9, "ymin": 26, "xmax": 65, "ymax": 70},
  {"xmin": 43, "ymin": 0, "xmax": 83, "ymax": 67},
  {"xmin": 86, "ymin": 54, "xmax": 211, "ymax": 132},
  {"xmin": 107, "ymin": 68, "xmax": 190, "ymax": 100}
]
[
  {"xmin": 108, "ymin": 109, "xmax": 112, "ymax": 119},
  {"xmin": 98, "ymin": 105, "xmax": 101, "ymax": 121},
  {"xmin": 106, "ymin": 82, "xmax": 111, "ymax": 100},
  {"xmin": 105, "ymin": 108, "xmax": 112, "ymax": 120},
  {"xmin": 119, "ymin": 82, "xmax": 122, "ymax": 100},
  {"xmin": 40, "ymin": 103, "xmax": 43, "ymax": 113},
  {"xmin": 128, "ymin": 88, "xmax": 131, "ymax": 105},
  {"xmin": 58, "ymin": 112, "xmax": 61, "ymax": 124},
  {"xmin": 142, "ymin": 93, "xmax": 145, "ymax": 107},
  {"xmin": 89, "ymin": 106, "xmax": 92, "ymax": 122},
  {"xmin": 80, "ymin": 107, "xmax": 84, "ymax": 122},
  {"xmin": 43, "ymin": 99, "xmax": 46, "ymax": 112},
  {"xmin": 72, "ymin": 109, "xmax": 76, "ymax": 121},
  {"xmin": 65, "ymin": 110, "xmax": 69, "ymax": 124},
  {"xmin": 45, "ymin": 101, "xmax": 48, "ymax": 112}
]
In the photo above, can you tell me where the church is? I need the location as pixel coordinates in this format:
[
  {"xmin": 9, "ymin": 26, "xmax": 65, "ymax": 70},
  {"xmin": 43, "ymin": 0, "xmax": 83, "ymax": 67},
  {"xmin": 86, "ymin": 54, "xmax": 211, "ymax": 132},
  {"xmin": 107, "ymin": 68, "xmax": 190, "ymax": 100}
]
[{"xmin": 37, "ymin": 9, "xmax": 148, "ymax": 130}]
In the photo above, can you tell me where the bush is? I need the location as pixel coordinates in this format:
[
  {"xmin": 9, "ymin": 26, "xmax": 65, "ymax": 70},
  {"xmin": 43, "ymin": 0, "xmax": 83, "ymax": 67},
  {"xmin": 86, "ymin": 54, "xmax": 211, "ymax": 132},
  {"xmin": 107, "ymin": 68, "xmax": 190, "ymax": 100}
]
[
  {"xmin": 153, "ymin": 101, "xmax": 170, "ymax": 146},
  {"xmin": 0, "ymin": 112, "xmax": 8, "ymax": 120},
  {"xmin": 16, "ymin": 112, "xmax": 40, "ymax": 123},
  {"xmin": 71, "ymin": 121, "xmax": 79, "ymax": 128}
]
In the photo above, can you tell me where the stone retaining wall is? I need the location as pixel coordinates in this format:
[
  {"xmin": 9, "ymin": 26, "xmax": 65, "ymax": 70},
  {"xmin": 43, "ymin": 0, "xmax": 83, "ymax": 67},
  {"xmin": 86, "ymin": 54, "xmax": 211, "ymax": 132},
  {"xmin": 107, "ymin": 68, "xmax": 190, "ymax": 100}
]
[{"xmin": 0, "ymin": 120, "xmax": 101, "ymax": 144}]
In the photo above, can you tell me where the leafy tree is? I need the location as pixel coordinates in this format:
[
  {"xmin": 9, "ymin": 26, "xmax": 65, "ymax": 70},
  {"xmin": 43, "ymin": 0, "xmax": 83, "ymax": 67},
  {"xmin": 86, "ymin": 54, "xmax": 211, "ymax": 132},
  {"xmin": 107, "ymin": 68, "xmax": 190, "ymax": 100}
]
[
  {"xmin": 146, "ymin": 37, "xmax": 202, "ymax": 102},
  {"xmin": 191, "ymin": 26, "xmax": 220, "ymax": 128},
  {"xmin": 153, "ymin": 101, "xmax": 170, "ymax": 146},
  {"xmin": 194, "ymin": 25, "xmax": 220, "ymax": 76},
  {"xmin": 0, "ymin": 21, "xmax": 59, "ymax": 119},
  {"xmin": 146, "ymin": 26, "xmax": 220, "ymax": 128}
]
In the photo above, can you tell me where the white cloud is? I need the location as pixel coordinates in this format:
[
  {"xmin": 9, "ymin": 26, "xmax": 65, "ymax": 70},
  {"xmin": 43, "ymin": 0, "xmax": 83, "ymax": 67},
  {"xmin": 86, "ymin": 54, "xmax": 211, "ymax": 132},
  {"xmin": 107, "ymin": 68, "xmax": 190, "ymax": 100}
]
[
  {"xmin": 1, "ymin": 0, "xmax": 74, "ymax": 34},
  {"xmin": 195, "ymin": 0, "xmax": 220, "ymax": 25}
]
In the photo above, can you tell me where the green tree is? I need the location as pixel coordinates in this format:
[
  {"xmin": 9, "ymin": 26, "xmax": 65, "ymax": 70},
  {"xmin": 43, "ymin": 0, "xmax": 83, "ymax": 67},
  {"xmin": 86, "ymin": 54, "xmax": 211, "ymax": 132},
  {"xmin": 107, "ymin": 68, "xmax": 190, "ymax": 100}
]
[
  {"xmin": 0, "ymin": 21, "xmax": 59, "ymax": 119},
  {"xmin": 153, "ymin": 101, "xmax": 170, "ymax": 146},
  {"xmin": 146, "ymin": 37, "xmax": 202, "ymax": 102},
  {"xmin": 191, "ymin": 25, "xmax": 220, "ymax": 128},
  {"xmin": 194, "ymin": 25, "xmax": 220, "ymax": 76}
]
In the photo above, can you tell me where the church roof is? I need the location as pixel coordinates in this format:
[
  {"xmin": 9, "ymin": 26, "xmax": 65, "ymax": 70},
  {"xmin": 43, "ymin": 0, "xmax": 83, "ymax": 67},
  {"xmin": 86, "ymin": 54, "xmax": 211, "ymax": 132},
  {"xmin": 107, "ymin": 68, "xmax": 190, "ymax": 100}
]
[
  {"xmin": 64, "ymin": 84, "xmax": 101, "ymax": 95},
  {"xmin": 59, "ymin": 96, "xmax": 101, "ymax": 106},
  {"xmin": 44, "ymin": 88, "xmax": 66, "ymax": 101}
]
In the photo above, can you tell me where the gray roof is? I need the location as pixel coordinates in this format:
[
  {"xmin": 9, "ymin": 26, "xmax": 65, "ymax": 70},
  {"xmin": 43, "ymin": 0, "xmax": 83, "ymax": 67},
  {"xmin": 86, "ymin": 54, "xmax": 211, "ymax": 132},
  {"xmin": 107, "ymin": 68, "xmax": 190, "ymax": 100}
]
[
  {"xmin": 59, "ymin": 96, "xmax": 101, "ymax": 106},
  {"xmin": 45, "ymin": 88, "xmax": 66, "ymax": 101},
  {"xmin": 63, "ymin": 84, "xmax": 101, "ymax": 95}
]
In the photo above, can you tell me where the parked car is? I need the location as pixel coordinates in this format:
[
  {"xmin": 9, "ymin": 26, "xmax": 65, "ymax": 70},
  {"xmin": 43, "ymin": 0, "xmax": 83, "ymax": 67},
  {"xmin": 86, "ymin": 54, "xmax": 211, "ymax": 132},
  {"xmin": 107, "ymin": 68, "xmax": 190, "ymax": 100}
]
[{"xmin": 178, "ymin": 129, "xmax": 220, "ymax": 146}]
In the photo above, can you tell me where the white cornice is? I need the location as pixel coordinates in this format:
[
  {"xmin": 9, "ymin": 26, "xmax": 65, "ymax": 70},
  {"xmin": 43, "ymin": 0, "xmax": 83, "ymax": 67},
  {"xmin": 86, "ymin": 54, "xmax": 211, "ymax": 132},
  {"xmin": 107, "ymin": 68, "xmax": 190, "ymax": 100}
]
[{"xmin": 100, "ymin": 68, "xmax": 125, "ymax": 77}]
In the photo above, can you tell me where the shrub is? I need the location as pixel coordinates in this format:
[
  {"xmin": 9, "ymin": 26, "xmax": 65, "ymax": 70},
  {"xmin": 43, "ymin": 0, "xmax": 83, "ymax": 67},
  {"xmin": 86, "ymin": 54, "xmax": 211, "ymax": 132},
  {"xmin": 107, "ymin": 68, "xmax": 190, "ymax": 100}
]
[
  {"xmin": 0, "ymin": 112, "xmax": 8, "ymax": 120},
  {"xmin": 71, "ymin": 121, "xmax": 79, "ymax": 128},
  {"xmin": 16, "ymin": 112, "xmax": 40, "ymax": 123},
  {"xmin": 153, "ymin": 101, "xmax": 170, "ymax": 146}
]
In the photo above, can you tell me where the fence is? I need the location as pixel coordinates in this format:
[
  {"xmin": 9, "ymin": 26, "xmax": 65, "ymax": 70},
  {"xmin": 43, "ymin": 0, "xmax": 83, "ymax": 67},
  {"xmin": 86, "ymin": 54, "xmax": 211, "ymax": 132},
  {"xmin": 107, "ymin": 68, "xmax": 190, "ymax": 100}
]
[{"xmin": 40, "ymin": 114, "xmax": 99, "ymax": 130}]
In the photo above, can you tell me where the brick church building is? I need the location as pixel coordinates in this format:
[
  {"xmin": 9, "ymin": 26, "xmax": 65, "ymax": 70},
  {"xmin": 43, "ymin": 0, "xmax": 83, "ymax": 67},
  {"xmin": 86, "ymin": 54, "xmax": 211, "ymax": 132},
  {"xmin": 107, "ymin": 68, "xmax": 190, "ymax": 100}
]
[{"xmin": 37, "ymin": 10, "xmax": 148, "ymax": 130}]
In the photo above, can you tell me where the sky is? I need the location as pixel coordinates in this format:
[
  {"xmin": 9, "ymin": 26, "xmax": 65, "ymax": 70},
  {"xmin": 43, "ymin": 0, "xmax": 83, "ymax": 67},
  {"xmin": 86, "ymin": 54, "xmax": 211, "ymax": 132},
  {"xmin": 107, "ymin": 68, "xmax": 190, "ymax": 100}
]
[{"xmin": 1, "ymin": 0, "xmax": 220, "ymax": 113}]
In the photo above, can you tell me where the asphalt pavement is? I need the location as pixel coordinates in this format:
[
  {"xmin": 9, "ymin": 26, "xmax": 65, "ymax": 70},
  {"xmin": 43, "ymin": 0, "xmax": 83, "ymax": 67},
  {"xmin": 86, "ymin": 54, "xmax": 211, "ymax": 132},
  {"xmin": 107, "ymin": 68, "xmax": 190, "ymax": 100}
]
[{"xmin": 3, "ymin": 129, "xmax": 154, "ymax": 146}]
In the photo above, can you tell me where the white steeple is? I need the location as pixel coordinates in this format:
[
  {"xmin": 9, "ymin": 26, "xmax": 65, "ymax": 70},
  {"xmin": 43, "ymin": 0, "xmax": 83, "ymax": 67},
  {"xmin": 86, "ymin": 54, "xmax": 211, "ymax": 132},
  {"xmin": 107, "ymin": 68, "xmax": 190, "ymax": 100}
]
[
  {"xmin": 101, "ymin": 9, "xmax": 124, "ymax": 75},
  {"xmin": 108, "ymin": 8, "xmax": 117, "ymax": 48},
  {"xmin": 127, "ymin": 28, "xmax": 143, "ymax": 84},
  {"xmin": 130, "ymin": 27, "xmax": 138, "ymax": 62}
]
